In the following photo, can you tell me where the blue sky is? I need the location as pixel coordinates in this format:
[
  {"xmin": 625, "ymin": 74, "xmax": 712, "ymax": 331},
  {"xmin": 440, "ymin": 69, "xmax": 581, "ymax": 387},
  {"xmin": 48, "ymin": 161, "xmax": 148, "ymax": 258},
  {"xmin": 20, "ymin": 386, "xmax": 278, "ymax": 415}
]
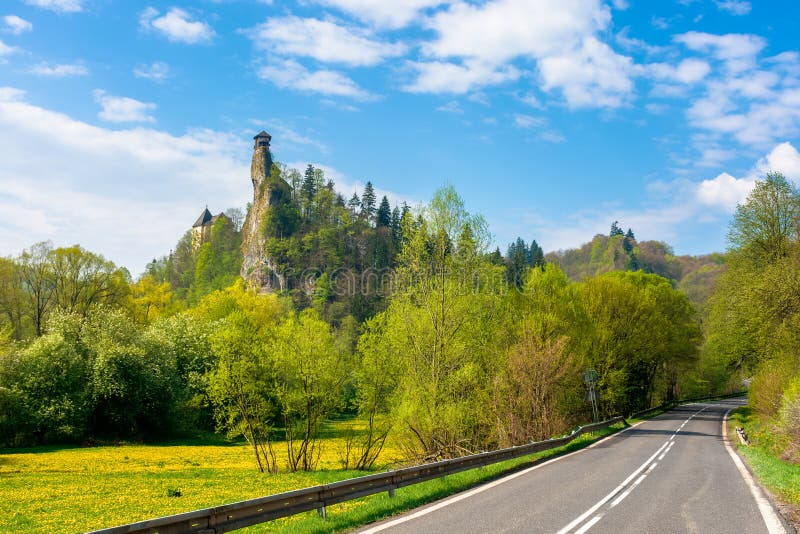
[{"xmin": 1, "ymin": 0, "xmax": 800, "ymax": 275}]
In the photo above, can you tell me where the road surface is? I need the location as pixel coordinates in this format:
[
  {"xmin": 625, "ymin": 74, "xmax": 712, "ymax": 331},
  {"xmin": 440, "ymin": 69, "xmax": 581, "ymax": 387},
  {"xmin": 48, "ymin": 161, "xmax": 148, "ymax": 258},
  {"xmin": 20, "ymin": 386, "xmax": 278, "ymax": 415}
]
[{"xmin": 358, "ymin": 399, "xmax": 790, "ymax": 534}]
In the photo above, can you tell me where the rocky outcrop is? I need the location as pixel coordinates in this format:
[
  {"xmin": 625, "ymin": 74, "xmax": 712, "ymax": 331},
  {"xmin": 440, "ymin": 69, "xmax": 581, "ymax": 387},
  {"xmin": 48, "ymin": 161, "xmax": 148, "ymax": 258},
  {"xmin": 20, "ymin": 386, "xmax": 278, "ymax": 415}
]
[{"xmin": 240, "ymin": 131, "xmax": 290, "ymax": 292}]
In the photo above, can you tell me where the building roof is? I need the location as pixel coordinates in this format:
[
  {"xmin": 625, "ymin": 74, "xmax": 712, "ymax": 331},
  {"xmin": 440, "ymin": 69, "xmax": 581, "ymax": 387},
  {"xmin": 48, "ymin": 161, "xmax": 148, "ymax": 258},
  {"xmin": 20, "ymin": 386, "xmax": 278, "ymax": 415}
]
[
  {"xmin": 254, "ymin": 130, "xmax": 272, "ymax": 140},
  {"xmin": 193, "ymin": 207, "xmax": 213, "ymax": 228}
]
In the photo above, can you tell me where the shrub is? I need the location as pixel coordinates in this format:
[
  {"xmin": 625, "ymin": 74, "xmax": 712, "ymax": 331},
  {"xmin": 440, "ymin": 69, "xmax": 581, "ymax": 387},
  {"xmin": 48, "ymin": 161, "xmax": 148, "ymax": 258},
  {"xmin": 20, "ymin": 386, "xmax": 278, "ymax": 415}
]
[{"xmin": 779, "ymin": 374, "xmax": 800, "ymax": 463}]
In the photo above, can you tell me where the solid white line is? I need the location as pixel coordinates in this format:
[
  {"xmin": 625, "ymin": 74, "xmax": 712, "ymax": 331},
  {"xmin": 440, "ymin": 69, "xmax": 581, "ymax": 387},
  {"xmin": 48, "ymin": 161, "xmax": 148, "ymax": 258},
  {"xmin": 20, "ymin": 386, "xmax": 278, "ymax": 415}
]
[
  {"xmin": 357, "ymin": 421, "xmax": 644, "ymax": 534},
  {"xmin": 573, "ymin": 515, "xmax": 602, "ymax": 534},
  {"xmin": 722, "ymin": 409, "xmax": 787, "ymax": 534}
]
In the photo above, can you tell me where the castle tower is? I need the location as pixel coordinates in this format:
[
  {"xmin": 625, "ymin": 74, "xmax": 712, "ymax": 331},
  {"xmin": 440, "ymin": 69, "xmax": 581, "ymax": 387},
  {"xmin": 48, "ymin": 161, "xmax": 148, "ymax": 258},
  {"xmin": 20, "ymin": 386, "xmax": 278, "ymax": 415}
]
[{"xmin": 251, "ymin": 130, "xmax": 273, "ymax": 188}]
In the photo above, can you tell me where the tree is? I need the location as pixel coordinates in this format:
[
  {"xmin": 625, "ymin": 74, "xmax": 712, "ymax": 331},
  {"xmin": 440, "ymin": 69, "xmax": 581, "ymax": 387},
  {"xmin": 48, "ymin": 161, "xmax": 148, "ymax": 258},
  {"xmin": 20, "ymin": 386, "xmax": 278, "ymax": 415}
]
[
  {"xmin": 128, "ymin": 275, "xmax": 175, "ymax": 324},
  {"xmin": 48, "ymin": 245, "xmax": 129, "ymax": 317},
  {"xmin": 208, "ymin": 310, "xmax": 277, "ymax": 473},
  {"xmin": 530, "ymin": 239, "xmax": 545, "ymax": 268},
  {"xmin": 376, "ymin": 196, "xmax": 392, "ymax": 227},
  {"xmin": 224, "ymin": 207, "xmax": 245, "ymax": 232},
  {"xmin": 374, "ymin": 186, "xmax": 504, "ymax": 460},
  {"xmin": 347, "ymin": 192, "xmax": 361, "ymax": 214},
  {"xmin": 610, "ymin": 221, "xmax": 624, "ymax": 237},
  {"xmin": 271, "ymin": 309, "xmax": 345, "ymax": 471},
  {"xmin": 17, "ymin": 242, "xmax": 55, "ymax": 337},
  {"xmin": 728, "ymin": 172, "xmax": 800, "ymax": 262},
  {"xmin": 361, "ymin": 181, "xmax": 377, "ymax": 222}
]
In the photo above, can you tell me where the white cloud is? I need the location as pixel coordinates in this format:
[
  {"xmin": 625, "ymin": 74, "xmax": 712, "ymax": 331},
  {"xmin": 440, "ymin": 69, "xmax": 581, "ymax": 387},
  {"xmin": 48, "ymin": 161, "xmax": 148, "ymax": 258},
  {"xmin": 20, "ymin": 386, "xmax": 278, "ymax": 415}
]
[
  {"xmin": 315, "ymin": 0, "xmax": 446, "ymax": 29},
  {"xmin": 755, "ymin": 142, "xmax": 800, "ymax": 182},
  {"xmin": 696, "ymin": 172, "xmax": 753, "ymax": 209},
  {"xmin": 436, "ymin": 101, "xmax": 463, "ymax": 114},
  {"xmin": 538, "ymin": 37, "xmax": 636, "ymax": 108},
  {"xmin": 422, "ymin": 0, "xmax": 611, "ymax": 63},
  {"xmin": 247, "ymin": 16, "xmax": 406, "ymax": 67},
  {"xmin": 29, "ymin": 62, "xmax": 88, "ymax": 77},
  {"xmin": 23, "ymin": 0, "xmax": 84, "ymax": 13},
  {"xmin": 0, "ymin": 87, "xmax": 251, "ymax": 274},
  {"xmin": 3, "ymin": 15, "xmax": 33, "ymax": 34},
  {"xmin": 93, "ymin": 90, "xmax": 157, "ymax": 123},
  {"xmin": 257, "ymin": 59, "xmax": 374, "ymax": 100},
  {"xmin": 0, "ymin": 39, "xmax": 18, "ymax": 57},
  {"xmin": 513, "ymin": 113, "xmax": 546, "ymax": 128},
  {"xmin": 133, "ymin": 61, "xmax": 170, "ymax": 81},
  {"xmin": 715, "ymin": 0, "xmax": 751, "ymax": 15},
  {"xmin": 649, "ymin": 58, "xmax": 710, "ymax": 85},
  {"xmin": 139, "ymin": 7, "xmax": 215, "ymax": 44},
  {"xmin": 405, "ymin": 0, "xmax": 635, "ymax": 106},
  {"xmin": 538, "ymin": 131, "xmax": 566, "ymax": 143},
  {"xmin": 403, "ymin": 60, "xmax": 519, "ymax": 94},
  {"xmin": 695, "ymin": 142, "xmax": 800, "ymax": 209},
  {"xmin": 674, "ymin": 32, "xmax": 765, "ymax": 73}
]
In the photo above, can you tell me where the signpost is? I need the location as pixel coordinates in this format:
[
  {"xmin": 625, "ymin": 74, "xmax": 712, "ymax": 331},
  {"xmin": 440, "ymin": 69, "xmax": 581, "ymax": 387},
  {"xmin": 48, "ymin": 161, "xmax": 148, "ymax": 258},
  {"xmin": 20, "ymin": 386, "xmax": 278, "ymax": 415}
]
[{"xmin": 584, "ymin": 368, "xmax": 600, "ymax": 423}]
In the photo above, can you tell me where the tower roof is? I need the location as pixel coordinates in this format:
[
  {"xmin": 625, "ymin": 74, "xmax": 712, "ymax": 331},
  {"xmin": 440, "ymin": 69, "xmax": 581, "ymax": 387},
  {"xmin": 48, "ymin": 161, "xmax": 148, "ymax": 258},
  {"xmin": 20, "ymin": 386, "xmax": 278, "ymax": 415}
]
[
  {"xmin": 254, "ymin": 130, "xmax": 272, "ymax": 140},
  {"xmin": 193, "ymin": 207, "xmax": 213, "ymax": 227}
]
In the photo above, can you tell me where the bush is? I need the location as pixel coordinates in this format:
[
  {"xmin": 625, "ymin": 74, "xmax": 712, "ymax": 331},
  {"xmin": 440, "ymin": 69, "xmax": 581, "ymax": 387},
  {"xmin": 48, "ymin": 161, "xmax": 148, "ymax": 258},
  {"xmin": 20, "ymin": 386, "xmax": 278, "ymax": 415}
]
[
  {"xmin": 779, "ymin": 374, "xmax": 800, "ymax": 463},
  {"xmin": 750, "ymin": 357, "xmax": 797, "ymax": 417}
]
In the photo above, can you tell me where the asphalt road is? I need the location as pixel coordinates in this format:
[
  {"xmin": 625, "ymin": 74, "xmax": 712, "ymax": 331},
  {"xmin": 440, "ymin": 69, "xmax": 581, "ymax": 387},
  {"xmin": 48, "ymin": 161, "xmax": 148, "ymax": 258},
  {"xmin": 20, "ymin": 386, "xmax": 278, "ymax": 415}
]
[{"xmin": 358, "ymin": 399, "xmax": 791, "ymax": 534}]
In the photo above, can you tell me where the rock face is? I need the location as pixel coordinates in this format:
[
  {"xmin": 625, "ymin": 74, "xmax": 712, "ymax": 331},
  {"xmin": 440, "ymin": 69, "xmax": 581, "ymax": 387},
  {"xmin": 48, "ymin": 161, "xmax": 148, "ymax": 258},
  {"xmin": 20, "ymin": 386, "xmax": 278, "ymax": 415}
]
[{"xmin": 240, "ymin": 130, "xmax": 290, "ymax": 292}]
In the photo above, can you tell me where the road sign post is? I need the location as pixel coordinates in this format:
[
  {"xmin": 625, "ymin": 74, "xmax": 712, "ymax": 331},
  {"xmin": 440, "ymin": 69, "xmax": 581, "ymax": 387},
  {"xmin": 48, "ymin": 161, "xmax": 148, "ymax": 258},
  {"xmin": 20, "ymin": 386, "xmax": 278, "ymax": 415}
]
[{"xmin": 584, "ymin": 368, "xmax": 600, "ymax": 423}]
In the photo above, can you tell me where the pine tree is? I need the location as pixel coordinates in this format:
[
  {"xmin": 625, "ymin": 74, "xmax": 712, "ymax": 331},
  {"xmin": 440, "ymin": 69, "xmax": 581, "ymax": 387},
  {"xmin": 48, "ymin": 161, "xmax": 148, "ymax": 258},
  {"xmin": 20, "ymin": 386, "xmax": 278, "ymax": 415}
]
[
  {"xmin": 348, "ymin": 192, "xmax": 361, "ymax": 214},
  {"xmin": 361, "ymin": 181, "xmax": 377, "ymax": 221},
  {"xmin": 301, "ymin": 165, "xmax": 317, "ymax": 202},
  {"xmin": 376, "ymin": 196, "xmax": 391, "ymax": 227},
  {"xmin": 625, "ymin": 228, "xmax": 635, "ymax": 241},
  {"xmin": 390, "ymin": 206, "xmax": 401, "ymax": 244},
  {"xmin": 610, "ymin": 221, "xmax": 624, "ymax": 237},
  {"xmin": 530, "ymin": 239, "xmax": 545, "ymax": 268}
]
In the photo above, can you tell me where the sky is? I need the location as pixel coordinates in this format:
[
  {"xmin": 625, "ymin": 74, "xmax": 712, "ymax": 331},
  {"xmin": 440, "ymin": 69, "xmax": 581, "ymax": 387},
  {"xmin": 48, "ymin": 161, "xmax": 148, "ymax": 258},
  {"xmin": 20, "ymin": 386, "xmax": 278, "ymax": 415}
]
[{"xmin": 1, "ymin": 0, "xmax": 800, "ymax": 276}]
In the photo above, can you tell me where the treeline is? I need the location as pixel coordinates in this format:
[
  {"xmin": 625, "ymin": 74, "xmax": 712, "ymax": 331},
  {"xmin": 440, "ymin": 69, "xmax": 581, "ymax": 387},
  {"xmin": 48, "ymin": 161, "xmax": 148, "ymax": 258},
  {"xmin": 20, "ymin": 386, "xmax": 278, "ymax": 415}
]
[
  {"xmin": 700, "ymin": 172, "xmax": 800, "ymax": 461},
  {"xmin": 0, "ymin": 186, "xmax": 704, "ymax": 469},
  {"xmin": 547, "ymin": 226, "xmax": 726, "ymax": 315}
]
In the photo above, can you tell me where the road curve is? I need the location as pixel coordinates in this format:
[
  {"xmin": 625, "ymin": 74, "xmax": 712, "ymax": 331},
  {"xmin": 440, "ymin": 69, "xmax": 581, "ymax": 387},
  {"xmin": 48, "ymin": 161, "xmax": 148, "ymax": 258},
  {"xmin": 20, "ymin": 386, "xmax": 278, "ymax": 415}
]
[{"xmin": 357, "ymin": 399, "xmax": 791, "ymax": 534}]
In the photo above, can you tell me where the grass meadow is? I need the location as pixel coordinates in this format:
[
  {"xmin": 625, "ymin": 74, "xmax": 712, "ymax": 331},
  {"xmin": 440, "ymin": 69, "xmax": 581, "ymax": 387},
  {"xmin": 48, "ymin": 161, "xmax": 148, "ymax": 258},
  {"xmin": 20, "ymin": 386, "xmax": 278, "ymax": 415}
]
[{"xmin": 0, "ymin": 420, "xmax": 625, "ymax": 533}]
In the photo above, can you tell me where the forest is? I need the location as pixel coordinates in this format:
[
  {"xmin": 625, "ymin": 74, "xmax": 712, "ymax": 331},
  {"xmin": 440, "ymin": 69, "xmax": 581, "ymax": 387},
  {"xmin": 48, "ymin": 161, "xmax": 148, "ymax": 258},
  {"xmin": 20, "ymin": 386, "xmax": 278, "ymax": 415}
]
[{"xmin": 0, "ymin": 165, "xmax": 798, "ymax": 473}]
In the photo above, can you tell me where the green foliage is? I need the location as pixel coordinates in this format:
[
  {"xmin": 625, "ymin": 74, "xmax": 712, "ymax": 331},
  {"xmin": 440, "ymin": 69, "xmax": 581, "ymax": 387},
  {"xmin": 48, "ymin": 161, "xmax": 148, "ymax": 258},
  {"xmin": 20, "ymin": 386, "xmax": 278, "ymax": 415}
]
[
  {"xmin": 191, "ymin": 217, "xmax": 242, "ymax": 303},
  {"xmin": 272, "ymin": 309, "xmax": 347, "ymax": 471},
  {"xmin": 728, "ymin": 172, "xmax": 800, "ymax": 262}
]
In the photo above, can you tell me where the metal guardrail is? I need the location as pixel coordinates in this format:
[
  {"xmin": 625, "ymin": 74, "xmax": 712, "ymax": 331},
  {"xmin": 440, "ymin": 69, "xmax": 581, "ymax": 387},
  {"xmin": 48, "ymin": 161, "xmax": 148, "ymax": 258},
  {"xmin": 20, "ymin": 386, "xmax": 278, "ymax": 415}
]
[{"xmin": 88, "ymin": 416, "xmax": 625, "ymax": 534}]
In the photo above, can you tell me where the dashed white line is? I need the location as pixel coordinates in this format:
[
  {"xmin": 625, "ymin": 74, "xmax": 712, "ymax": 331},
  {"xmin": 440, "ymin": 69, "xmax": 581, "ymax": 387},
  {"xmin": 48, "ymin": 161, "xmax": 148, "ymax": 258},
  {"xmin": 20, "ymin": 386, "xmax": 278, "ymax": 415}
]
[{"xmin": 558, "ymin": 406, "xmax": 706, "ymax": 534}]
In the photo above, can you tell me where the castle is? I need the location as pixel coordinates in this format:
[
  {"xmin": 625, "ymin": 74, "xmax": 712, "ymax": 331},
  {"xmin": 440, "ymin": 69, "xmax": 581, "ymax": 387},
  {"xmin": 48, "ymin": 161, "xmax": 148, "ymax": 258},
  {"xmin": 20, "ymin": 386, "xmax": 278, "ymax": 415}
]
[{"xmin": 191, "ymin": 207, "xmax": 229, "ymax": 251}]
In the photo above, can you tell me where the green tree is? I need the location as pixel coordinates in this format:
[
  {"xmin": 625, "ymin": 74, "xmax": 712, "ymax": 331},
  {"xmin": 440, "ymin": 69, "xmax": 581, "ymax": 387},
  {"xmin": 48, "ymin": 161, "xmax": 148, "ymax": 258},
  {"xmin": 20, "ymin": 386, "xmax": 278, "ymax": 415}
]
[
  {"xmin": 271, "ymin": 309, "xmax": 346, "ymax": 471},
  {"xmin": 376, "ymin": 195, "xmax": 392, "ymax": 227},
  {"xmin": 728, "ymin": 172, "xmax": 800, "ymax": 262},
  {"xmin": 207, "ymin": 310, "xmax": 277, "ymax": 472},
  {"xmin": 361, "ymin": 181, "xmax": 377, "ymax": 222}
]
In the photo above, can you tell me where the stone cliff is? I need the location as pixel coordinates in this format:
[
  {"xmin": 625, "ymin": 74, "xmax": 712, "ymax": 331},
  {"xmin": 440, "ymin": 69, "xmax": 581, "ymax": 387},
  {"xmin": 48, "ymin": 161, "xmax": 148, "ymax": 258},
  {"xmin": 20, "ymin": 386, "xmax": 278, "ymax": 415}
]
[{"xmin": 240, "ymin": 130, "xmax": 291, "ymax": 292}]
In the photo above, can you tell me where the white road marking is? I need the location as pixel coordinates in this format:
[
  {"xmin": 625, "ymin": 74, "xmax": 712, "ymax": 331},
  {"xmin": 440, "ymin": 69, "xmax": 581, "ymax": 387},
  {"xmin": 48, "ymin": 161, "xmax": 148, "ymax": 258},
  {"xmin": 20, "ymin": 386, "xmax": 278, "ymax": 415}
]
[
  {"xmin": 555, "ymin": 441, "xmax": 669, "ymax": 534},
  {"xmin": 558, "ymin": 406, "xmax": 706, "ymax": 534},
  {"xmin": 357, "ymin": 421, "xmax": 644, "ymax": 534},
  {"xmin": 722, "ymin": 408, "xmax": 787, "ymax": 534},
  {"xmin": 574, "ymin": 515, "xmax": 602, "ymax": 534}
]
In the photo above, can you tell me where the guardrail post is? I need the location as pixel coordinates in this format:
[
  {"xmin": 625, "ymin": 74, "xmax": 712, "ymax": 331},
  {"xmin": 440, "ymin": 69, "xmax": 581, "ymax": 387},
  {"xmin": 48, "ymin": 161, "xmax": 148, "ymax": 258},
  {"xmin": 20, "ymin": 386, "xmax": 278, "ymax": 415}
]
[
  {"xmin": 388, "ymin": 469, "xmax": 396, "ymax": 498},
  {"xmin": 318, "ymin": 505, "xmax": 327, "ymax": 520}
]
